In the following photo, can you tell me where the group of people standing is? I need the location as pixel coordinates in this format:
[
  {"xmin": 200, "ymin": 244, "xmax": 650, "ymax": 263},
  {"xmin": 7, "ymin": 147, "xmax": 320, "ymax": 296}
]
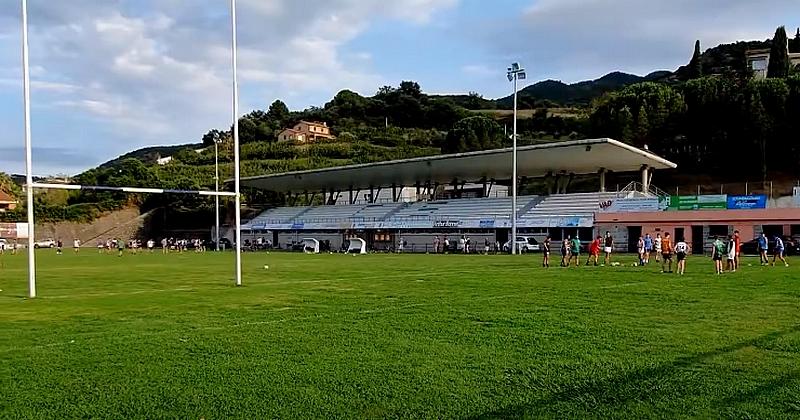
[
  {"xmin": 540, "ymin": 232, "xmax": 616, "ymax": 268},
  {"xmin": 636, "ymin": 232, "xmax": 687, "ymax": 274},
  {"xmin": 430, "ymin": 235, "xmax": 499, "ymax": 254}
]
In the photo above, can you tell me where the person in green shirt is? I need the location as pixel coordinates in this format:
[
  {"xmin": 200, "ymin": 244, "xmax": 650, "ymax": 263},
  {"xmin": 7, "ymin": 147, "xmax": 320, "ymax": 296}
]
[
  {"xmin": 712, "ymin": 236, "xmax": 725, "ymax": 274},
  {"xmin": 116, "ymin": 238, "xmax": 125, "ymax": 257},
  {"xmin": 569, "ymin": 236, "xmax": 581, "ymax": 266}
]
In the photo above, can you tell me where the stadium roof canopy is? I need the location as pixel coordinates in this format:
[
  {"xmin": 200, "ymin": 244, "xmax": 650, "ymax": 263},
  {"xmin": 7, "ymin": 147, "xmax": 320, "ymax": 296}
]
[{"xmin": 238, "ymin": 138, "xmax": 676, "ymax": 193}]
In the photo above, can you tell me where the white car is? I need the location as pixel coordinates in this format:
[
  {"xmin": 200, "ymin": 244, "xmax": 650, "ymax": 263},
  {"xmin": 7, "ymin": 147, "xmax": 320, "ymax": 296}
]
[
  {"xmin": 33, "ymin": 239, "xmax": 56, "ymax": 248},
  {"xmin": 503, "ymin": 236, "xmax": 541, "ymax": 253}
]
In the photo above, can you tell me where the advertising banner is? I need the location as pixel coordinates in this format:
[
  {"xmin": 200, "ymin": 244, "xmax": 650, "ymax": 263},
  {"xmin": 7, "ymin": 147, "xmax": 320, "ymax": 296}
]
[
  {"xmin": 667, "ymin": 195, "xmax": 727, "ymax": 210},
  {"xmin": 0, "ymin": 223, "xmax": 28, "ymax": 239},
  {"xmin": 598, "ymin": 197, "xmax": 662, "ymax": 213},
  {"xmin": 250, "ymin": 216, "xmax": 594, "ymax": 231},
  {"xmin": 726, "ymin": 195, "xmax": 767, "ymax": 210}
]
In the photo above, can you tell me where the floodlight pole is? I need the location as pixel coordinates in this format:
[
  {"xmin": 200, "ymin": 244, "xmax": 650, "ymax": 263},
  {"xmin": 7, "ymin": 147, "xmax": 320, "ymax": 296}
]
[
  {"xmin": 230, "ymin": 0, "xmax": 242, "ymax": 286},
  {"xmin": 21, "ymin": 0, "xmax": 36, "ymax": 298},
  {"xmin": 512, "ymin": 72, "xmax": 517, "ymax": 255},
  {"xmin": 507, "ymin": 63, "xmax": 525, "ymax": 255}
]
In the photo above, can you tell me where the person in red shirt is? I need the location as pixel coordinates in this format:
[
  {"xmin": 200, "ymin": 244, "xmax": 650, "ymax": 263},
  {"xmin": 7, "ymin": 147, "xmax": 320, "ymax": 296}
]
[
  {"xmin": 586, "ymin": 236, "xmax": 602, "ymax": 266},
  {"xmin": 733, "ymin": 230, "xmax": 741, "ymax": 272}
]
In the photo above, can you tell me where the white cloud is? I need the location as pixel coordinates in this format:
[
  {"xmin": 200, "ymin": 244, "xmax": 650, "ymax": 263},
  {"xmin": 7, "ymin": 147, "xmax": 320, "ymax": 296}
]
[
  {"xmin": 476, "ymin": 0, "xmax": 799, "ymax": 82},
  {"xmin": 462, "ymin": 64, "xmax": 495, "ymax": 77},
  {"xmin": 0, "ymin": 0, "xmax": 457, "ymax": 173}
]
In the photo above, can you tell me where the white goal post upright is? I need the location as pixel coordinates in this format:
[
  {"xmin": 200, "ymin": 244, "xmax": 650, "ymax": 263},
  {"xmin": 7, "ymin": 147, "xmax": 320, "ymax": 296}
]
[
  {"xmin": 20, "ymin": 0, "xmax": 244, "ymax": 297},
  {"xmin": 21, "ymin": 0, "xmax": 36, "ymax": 298},
  {"xmin": 230, "ymin": 0, "xmax": 243, "ymax": 287}
]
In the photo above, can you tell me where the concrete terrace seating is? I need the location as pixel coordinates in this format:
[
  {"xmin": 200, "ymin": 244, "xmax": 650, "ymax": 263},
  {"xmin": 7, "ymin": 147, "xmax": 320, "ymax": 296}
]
[
  {"xmin": 524, "ymin": 192, "xmax": 618, "ymax": 216},
  {"xmin": 300, "ymin": 204, "xmax": 366, "ymax": 221},
  {"xmin": 394, "ymin": 196, "xmax": 540, "ymax": 220},
  {"xmin": 249, "ymin": 206, "xmax": 311, "ymax": 224},
  {"xmin": 352, "ymin": 203, "xmax": 403, "ymax": 221}
]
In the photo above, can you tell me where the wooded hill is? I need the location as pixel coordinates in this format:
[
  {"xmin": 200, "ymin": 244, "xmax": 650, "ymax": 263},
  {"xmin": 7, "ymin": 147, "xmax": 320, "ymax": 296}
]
[{"xmin": 3, "ymin": 27, "xmax": 799, "ymax": 224}]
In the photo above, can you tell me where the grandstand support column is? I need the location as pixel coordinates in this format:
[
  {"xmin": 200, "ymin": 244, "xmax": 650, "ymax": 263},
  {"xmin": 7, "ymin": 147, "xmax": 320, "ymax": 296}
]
[
  {"xmin": 372, "ymin": 188, "xmax": 382, "ymax": 203},
  {"xmin": 641, "ymin": 165, "xmax": 650, "ymax": 193},
  {"xmin": 415, "ymin": 182, "xmax": 421, "ymax": 201},
  {"xmin": 599, "ymin": 168, "xmax": 607, "ymax": 192}
]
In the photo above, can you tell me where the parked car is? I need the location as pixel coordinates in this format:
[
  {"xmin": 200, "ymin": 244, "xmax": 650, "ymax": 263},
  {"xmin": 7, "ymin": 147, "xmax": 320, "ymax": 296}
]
[
  {"xmin": 739, "ymin": 237, "xmax": 799, "ymax": 256},
  {"xmin": 33, "ymin": 238, "xmax": 56, "ymax": 248},
  {"xmin": 503, "ymin": 236, "xmax": 541, "ymax": 253}
]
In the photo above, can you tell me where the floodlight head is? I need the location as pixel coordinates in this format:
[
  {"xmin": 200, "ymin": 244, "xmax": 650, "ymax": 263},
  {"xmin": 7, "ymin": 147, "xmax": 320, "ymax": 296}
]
[
  {"xmin": 518, "ymin": 72, "xmax": 526, "ymax": 80},
  {"xmin": 507, "ymin": 74, "xmax": 513, "ymax": 82},
  {"xmin": 511, "ymin": 62, "xmax": 520, "ymax": 71}
]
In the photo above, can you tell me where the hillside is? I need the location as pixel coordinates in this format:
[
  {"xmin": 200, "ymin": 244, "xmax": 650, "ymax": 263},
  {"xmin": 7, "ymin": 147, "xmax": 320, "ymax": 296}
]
[
  {"xmin": 3, "ymin": 26, "xmax": 797, "ymax": 229},
  {"xmin": 494, "ymin": 71, "xmax": 672, "ymax": 108},
  {"xmin": 100, "ymin": 143, "xmax": 203, "ymax": 168}
]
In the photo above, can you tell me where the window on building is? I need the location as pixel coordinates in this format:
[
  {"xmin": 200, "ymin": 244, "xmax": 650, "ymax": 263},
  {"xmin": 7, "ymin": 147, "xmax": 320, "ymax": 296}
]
[{"xmin": 708, "ymin": 225, "xmax": 729, "ymax": 237}]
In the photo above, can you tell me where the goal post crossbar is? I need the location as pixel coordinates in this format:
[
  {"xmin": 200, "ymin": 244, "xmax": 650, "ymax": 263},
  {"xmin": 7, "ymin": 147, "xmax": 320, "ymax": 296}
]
[{"xmin": 31, "ymin": 183, "xmax": 238, "ymax": 197}]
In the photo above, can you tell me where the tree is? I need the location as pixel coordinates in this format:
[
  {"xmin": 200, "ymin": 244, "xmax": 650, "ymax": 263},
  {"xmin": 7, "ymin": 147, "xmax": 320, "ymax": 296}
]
[
  {"xmin": 635, "ymin": 105, "xmax": 649, "ymax": 146},
  {"xmin": 266, "ymin": 100, "xmax": 290, "ymax": 125},
  {"xmin": 202, "ymin": 129, "xmax": 225, "ymax": 146},
  {"xmin": 442, "ymin": 116, "xmax": 504, "ymax": 154},
  {"xmin": 792, "ymin": 28, "xmax": 800, "ymax": 53},
  {"xmin": 237, "ymin": 117, "xmax": 258, "ymax": 144},
  {"xmin": 767, "ymin": 26, "xmax": 790, "ymax": 78},
  {"xmin": 398, "ymin": 81, "xmax": 422, "ymax": 98},
  {"xmin": 376, "ymin": 85, "xmax": 396, "ymax": 97},
  {"xmin": 688, "ymin": 40, "xmax": 703, "ymax": 79},
  {"xmin": 617, "ymin": 106, "xmax": 633, "ymax": 142}
]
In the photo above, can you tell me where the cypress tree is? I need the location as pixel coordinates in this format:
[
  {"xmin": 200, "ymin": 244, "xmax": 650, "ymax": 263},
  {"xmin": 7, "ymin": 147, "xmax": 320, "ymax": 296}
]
[
  {"xmin": 688, "ymin": 40, "xmax": 703, "ymax": 79},
  {"xmin": 767, "ymin": 26, "xmax": 790, "ymax": 78}
]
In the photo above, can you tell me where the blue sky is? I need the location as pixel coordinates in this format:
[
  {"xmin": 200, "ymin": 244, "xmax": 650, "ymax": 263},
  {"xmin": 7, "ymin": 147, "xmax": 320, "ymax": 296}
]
[{"xmin": 0, "ymin": 0, "xmax": 798, "ymax": 176}]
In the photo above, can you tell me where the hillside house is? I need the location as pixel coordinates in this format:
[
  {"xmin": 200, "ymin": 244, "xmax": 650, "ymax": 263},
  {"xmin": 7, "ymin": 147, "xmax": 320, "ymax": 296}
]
[
  {"xmin": 746, "ymin": 32, "xmax": 800, "ymax": 79},
  {"xmin": 278, "ymin": 121, "xmax": 335, "ymax": 144},
  {"xmin": 0, "ymin": 190, "xmax": 18, "ymax": 212}
]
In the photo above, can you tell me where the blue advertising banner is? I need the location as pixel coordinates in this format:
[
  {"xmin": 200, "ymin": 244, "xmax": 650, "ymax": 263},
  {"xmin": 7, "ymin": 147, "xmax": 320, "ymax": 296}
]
[{"xmin": 726, "ymin": 195, "xmax": 767, "ymax": 210}]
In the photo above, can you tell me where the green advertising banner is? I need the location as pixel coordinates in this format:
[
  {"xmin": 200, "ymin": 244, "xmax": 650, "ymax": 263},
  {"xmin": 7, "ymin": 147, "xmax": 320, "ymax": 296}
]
[{"xmin": 667, "ymin": 195, "xmax": 727, "ymax": 211}]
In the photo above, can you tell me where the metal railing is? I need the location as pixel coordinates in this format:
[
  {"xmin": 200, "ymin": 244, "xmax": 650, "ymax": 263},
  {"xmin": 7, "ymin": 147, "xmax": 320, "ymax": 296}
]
[{"xmin": 616, "ymin": 181, "xmax": 669, "ymax": 199}]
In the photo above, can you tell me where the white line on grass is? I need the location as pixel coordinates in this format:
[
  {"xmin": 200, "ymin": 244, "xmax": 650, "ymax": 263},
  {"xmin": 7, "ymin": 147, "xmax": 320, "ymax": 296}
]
[{"xmin": 599, "ymin": 282, "xmax": 647, "ymax": 289}]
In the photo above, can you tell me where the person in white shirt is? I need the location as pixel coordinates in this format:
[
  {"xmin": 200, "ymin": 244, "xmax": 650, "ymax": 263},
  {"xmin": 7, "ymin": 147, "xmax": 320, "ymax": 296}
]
[
  {"xmin": 653, "ymin": 233, "xmax": 663, "ymax": 263},
  {"xmin": 772, "ymin": 236, "xmax": 789, "ymax": 267},
  {"xmin": 73, "ymin": 239, "xmax": 81, "ymax": 253},
  {"xmin": 675, "ymin": 239, "xmax": 689, "ymax": 275},
  {"xmin": 147, "ymin": 239, "xmax": 155, "ymax": 252}
]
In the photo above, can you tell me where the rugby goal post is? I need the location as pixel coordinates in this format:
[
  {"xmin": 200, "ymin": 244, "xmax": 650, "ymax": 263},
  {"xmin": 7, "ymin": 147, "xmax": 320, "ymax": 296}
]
[{"xmin": 19, "ymin": 0, "xmax": 245, "ymax": 298}]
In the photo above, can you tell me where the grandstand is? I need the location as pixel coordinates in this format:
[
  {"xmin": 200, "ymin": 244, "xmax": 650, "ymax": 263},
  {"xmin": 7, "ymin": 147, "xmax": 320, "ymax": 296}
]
[{"xmin": 238, "ymin": 138, "xmax": 677, "ymax": 251}]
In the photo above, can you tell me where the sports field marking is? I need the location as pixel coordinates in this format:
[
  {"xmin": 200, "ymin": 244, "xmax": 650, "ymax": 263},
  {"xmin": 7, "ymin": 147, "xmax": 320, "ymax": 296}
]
[{"xmin": 599, "ymin": 281, "xmax": 647, "ymax": 289}]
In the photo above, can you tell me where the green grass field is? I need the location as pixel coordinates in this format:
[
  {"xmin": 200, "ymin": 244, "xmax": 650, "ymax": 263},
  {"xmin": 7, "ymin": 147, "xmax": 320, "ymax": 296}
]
[{"xmin": 1, "ymin": 250, "xmax": 799, "ymax": 419}]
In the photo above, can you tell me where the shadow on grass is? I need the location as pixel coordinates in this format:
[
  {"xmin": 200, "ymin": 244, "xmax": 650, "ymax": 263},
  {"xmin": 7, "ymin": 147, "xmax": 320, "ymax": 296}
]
[
  {"xmin": 715, "ymin": 369, "xmax": 800, "ymax": 415},
  {"xmin": 471, "ymin": 325, "xmax": 800, "ymax": 419}
]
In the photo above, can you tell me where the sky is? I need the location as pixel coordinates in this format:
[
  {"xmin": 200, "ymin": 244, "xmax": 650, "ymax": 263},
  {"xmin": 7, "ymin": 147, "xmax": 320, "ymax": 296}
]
[{"xmin": 0, "ymin": 0, "xmax": 798, "ymax": 176}]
